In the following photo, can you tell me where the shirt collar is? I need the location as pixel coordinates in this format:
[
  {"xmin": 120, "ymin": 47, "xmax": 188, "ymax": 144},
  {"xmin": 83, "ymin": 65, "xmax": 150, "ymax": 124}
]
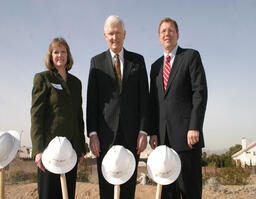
[
  {"xmin": 164, "ymin": 45, "xmax": 178, "ymax": 59},
  {"xmin": 51, "ymin": 67, "xmax": 69, "ymax": 80},
  {"xmin": 109, "ymin": 48, "xmax": 124, "ymax": 61}
]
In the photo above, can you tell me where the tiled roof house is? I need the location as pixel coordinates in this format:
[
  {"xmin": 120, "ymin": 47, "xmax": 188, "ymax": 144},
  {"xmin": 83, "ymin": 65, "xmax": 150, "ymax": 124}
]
[{"xmin": 232, "ymin": 138, "xmax": 256, "ymax": 167}]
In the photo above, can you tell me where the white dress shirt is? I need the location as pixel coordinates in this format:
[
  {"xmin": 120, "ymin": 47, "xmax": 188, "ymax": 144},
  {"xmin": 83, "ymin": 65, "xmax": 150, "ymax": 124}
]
[
  {"xmin": 109, "ymin": 48, "xmax": 124, "ymax": 79},
  {"xmin": 163, "ymin": 45, "xmax": 178, "ymax": 69}
]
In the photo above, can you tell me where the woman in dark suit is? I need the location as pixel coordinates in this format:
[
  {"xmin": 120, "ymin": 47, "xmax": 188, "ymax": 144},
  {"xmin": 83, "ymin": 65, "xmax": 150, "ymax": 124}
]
[{"xmin": 30, "ymin": 37, "xmax": 87, "ymax": 199}]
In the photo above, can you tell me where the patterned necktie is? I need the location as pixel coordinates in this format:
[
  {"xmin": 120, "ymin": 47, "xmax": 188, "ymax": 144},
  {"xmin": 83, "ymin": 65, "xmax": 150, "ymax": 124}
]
[
  {"xmin": 163, "ymin": 55, "xmax": 171, "ymax": 91},
  {"xmin": 114, "ymin": 54, "xmax": 122, "ymax": 89}
]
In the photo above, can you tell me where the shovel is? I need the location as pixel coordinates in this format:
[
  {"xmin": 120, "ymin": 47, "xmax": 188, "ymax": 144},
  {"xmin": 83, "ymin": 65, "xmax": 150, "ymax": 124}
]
[
  {"xmin": 114, "ymin": 184, "xmax": 120, "ymax": 199},
  {"xmin": 155, "ymin": 184, "xmax": 162, "ymax": 199},
  {"xmin": 60, "ymin": 174, "xmax": 68, "ymax": 199},
  {"xmin": 0, "ymin": 169, "xmax": 4, "ymax": 199}
]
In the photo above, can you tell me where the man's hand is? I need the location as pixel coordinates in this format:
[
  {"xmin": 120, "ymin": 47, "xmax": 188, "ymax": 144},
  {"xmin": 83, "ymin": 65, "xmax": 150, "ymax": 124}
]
[
  {"xmin": 149, "ymin": 135, "xmax": 158, "ymax": 149},
  {"xmin": 187, "ymin": 130, "xmax": 200, "ymax": 149},
  {"xmin": 137, "ymin": 133, "xmax": 147, "ymax": 154},
  {"xmin": 90, "ymin": 134, "xmax": 101, "ymax": 157},
  {"xmin": 35, "ymin": 153, "xmax": 46, "ymax": 172}
]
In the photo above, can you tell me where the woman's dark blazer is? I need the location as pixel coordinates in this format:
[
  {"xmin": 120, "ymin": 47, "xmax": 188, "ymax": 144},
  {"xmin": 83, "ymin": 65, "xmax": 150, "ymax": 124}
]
[{"xmin": 30, "ymin": 69, "xmax": 86, "ymax": 157}]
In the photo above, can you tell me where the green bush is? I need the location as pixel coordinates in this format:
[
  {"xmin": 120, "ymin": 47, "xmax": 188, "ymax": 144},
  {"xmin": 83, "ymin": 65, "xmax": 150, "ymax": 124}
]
[
  {"xmin": 216, "ymin": 167, "xmax": 250, "ymax": 185},
  {"xmin": 5, "ymin": 158, "xmax": 91, "ymax": 184},
  {"xmin": 6, "ymin": 170, "xmax": 37, "ymax": 184}
]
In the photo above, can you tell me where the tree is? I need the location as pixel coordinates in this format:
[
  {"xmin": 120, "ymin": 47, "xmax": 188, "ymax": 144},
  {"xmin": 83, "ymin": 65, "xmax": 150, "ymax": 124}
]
[
  {"xmin": 225, "ymin": 144, "xmax": 242, "ymax": 157},
  {"xmin": 202, "ymin": 151, "xmax": 208, "ymax": 166},
  {"xmin": 202, "ymin": 144, "xmax": 241, "ymax": 167}
]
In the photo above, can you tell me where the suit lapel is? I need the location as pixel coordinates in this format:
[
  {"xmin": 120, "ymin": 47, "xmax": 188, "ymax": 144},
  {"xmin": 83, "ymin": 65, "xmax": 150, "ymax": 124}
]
[
  {"xmin": 156, "ymin": 56, "xmax": 165, "ymax": 97},
  {"xmin": 164, "ymin": 47, "xmax": 183, "ymax": 96},
  {"xmin": 105, "ymin": 49, "xmax": 132, "ymax": 94},
  {"xmin": 104, "ymin": 50, "xmax": 117, "ymax": 82},
  {"xmin": 122, "ymin": 49, "xmax": 132, "ymax": 91}
]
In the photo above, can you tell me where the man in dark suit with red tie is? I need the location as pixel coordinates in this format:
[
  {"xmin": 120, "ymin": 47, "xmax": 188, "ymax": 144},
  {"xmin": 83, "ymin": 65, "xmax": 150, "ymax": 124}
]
[
  {"xmin": 86, "ymin": 15, "xmax": 150, "ymax": 199},
  {"xmin": 149, "ymin": 18, "xmax": 208, "ymax": 199}
]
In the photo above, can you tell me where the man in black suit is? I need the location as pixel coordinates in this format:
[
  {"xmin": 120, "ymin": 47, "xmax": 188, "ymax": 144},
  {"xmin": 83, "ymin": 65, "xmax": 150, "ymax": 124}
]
[
  {"xmin": 149, "ymin": 18, "xmax": 208, "ymax": 199},
  {"xmin": 86, "ymin": 15, "xmax": 149, "ymax": 199}
]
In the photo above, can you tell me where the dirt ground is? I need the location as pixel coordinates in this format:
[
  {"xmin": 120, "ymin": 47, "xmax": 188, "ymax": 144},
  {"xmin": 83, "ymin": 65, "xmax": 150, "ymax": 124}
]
[
  {"xmin": 3, "ymin": 158, "xmax": 256, "ymax": 199},
  {"xmin": 4, "ymin": 180, "xmax": 256, "ymax": 199}
]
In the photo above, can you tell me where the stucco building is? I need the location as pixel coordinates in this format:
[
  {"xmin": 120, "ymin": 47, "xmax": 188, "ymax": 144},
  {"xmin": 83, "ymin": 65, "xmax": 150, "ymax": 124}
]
[{"xmin": 232, "ymin": 138, "xmax": 256, "ymax": 167}]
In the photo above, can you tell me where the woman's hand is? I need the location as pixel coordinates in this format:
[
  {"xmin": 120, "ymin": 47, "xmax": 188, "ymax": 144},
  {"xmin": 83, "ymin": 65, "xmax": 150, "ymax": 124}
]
[{"xmin": 35, "ymin": 153, "xmax": 46, "ymax": 172}]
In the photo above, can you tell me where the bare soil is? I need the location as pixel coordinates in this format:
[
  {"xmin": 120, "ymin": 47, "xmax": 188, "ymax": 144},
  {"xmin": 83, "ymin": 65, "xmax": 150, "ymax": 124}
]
[
  {"xmin": 4, "ymin": 181, "xmax": 256, "ymax": 199},
  {"xmin": 3, "ymin": 158, "xmax": 256, "ymax": 199}
]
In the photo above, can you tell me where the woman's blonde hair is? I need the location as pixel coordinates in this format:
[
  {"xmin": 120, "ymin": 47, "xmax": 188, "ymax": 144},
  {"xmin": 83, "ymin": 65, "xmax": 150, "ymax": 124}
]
[{"xmin": 45, "ymin": 37, "xmax": 73, "ymax": 71}]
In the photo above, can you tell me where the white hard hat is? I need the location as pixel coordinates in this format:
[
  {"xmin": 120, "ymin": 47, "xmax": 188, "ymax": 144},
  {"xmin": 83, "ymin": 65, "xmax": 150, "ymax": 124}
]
[
  {"xmin": 42, "ymin": 136, "xmax": 77, "ymax": 174},
  {"xmin": 147, "ymin": 145, "xmax": 181, "ymax": 185},
  {"xmin": 101, "ymin": 145, "xmax": 136, "ymax": 185},
  {"xmin": 0, "ymin": 130, "xmax": 20, "ymax": 168}
]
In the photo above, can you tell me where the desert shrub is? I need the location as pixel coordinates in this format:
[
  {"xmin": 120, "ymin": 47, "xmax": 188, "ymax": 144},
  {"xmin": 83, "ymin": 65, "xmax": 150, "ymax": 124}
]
[
  {"xmin": 77, "ymin": 159, "xmax": 89, "ymax": 182},
  {"xmin": 215, "ymin": 167, "xmax": 250, "ymax": 185},
  {"xmin": 5, "ymin": 170, "xmax": 37, "ymax": 184},
  {"xmin": 202, "ymin": 172, "xmax": 215, "ymax": 186}
]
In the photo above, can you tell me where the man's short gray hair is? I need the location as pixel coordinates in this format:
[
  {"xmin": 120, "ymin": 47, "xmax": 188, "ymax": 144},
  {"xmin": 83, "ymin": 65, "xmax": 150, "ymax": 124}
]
[{"xmin": 104, "ymin": 15, "xmax": 125, "ymax": 33}]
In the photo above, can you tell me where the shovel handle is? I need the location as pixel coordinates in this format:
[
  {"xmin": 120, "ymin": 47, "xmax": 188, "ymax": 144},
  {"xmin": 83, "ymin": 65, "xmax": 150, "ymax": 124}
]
[
  {"xmin": 0, "ymin": 169, "xmax": 4, "ymax": 199},
  {"xmin": 114, "ymin": 185, "xmax": 120, "ymax": 199},
  {"xmin": 60, "ymin": 174, "xmax": 69, "ymax": 199},
  {"xmin": 155, "ymin": 184, "xmax": 162, "ymax": 199}
]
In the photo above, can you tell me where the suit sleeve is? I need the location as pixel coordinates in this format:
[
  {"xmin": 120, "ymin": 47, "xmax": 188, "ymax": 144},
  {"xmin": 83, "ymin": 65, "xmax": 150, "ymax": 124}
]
[
  {"xmin": 138, "ymin": 56, "xmax": 150, "ymax": 133},
  {"xmin": 189, "ymin": 51, "xmax": 208, "ymax": 131},
  {"xmin": 149, "ymin": 65, "xmax": 159, "ymax": 136},
  {"xmin": 30, "ymin": 73, "xmax": 47, "ymax": 157},
  {"xmin": 86, "ymin": 57, "xmax": 99, "ymax": 137}
]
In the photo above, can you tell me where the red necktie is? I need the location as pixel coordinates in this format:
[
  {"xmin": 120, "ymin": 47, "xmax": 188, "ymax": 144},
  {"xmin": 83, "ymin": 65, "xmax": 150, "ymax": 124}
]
[{"xmin": 163, "ymin": 55, "xmax": 171, "ymax": 91}]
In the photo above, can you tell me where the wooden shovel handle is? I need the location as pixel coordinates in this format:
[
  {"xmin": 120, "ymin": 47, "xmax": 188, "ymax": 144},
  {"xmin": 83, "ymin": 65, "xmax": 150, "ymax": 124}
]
[
  {"xmin": 0, "ymin": 169, "xmax": 4, "ymax": 199},
  {"xmin": 155, "ymin": 184, "xmax": 162, "ymax": 199},
  {"xmin": 60, "ymin": 174, "xmax": 69, "ymax": 199},
  {"xmin": 114, "ymin": 185, "xmax": 120, "ymax": 199}
]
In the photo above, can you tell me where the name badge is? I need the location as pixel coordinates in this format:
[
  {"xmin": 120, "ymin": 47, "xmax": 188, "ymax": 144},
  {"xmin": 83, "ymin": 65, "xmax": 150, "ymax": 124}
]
[{"xmin": 51, "ymin": 83, "xmax": 63, "ymax": 90}]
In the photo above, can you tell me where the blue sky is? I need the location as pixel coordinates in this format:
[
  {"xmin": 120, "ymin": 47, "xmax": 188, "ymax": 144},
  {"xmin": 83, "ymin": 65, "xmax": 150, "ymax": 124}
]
[{"xmin": 0, "ymin": 0, "xmax": 255, "ymax": 151}]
